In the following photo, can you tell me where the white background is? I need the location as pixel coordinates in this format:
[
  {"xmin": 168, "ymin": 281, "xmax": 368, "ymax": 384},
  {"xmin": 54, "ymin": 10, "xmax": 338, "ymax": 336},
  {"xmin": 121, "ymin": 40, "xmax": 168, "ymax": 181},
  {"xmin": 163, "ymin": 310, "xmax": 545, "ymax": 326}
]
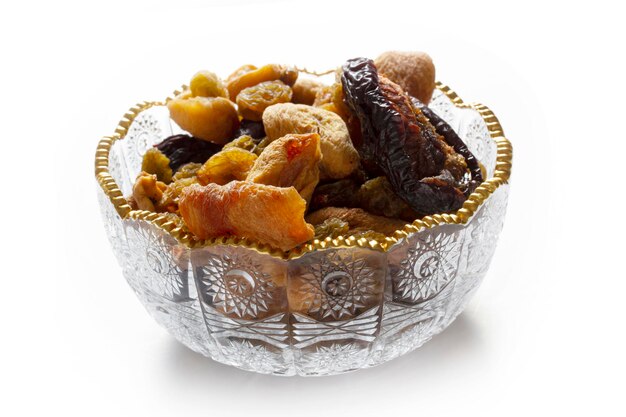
[{"xmin": 2, "ymin": 0, "xmax": 625, "ymax": 415}]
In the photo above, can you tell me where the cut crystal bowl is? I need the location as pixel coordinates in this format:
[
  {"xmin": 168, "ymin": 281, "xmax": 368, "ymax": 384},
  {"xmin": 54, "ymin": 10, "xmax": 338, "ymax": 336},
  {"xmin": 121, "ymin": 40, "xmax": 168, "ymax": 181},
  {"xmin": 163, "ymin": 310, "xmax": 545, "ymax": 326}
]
[{"xmin": 95, "ymin": 82, "xmax": 512, "ymax": 376}]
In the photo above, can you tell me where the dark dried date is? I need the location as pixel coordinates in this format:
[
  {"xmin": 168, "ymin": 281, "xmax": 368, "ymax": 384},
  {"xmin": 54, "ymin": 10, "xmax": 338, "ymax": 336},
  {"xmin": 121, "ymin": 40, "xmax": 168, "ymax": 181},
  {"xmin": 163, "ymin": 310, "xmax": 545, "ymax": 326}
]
[
  {"xmin": 410, "ymin": 97, "xmax": 483, "ymax": 195},
  {"xmin": 341, "ymin": 57, "xmax": 472, "ymax": 215},
  {"xmin": 155, "ymin": 134, "xmax": 222, "ymax": 172}
]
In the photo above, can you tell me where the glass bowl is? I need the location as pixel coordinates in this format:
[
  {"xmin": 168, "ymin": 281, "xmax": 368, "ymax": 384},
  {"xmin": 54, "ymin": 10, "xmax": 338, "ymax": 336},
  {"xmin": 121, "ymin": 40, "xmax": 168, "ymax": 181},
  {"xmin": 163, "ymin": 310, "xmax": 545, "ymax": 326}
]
[{"xmin": 95, "ymin": 82, "xmax": 512, "ymax": 376}]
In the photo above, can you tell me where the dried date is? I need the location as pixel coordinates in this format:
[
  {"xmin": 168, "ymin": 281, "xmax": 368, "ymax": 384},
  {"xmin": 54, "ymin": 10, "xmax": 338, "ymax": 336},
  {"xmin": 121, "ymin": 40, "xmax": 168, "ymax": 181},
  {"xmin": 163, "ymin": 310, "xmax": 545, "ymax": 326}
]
[{"xmin": 341, "ymin": 58, "xmax": 474, "ymax": 215}]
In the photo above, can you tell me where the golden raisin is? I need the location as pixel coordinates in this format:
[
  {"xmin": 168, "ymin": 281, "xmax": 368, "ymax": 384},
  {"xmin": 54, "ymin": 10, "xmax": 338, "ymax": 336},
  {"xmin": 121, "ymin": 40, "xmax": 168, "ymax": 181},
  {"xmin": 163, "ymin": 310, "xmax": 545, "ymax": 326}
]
[
  {"xmin": 158, "ymin": 176, "xmax": 200, "ymax": 213},
  {"xmin": 196, "ymin": 147, "xmax": 258, "ymax": 185},
  {"xmin": 313, "ymin": 218, "xmax": 349, "ymax": 240},
  {"xmin": 226, "ymin": 64, "xmax": 257, "ymax": 84},
  {"xmin": 171, "ymin": 162, "xmax": 202, "ymax": 181},
  {"xmin": 236, "ymin": 81, "xmax": 292, "ymax": 121},
  {"xmin": 189, "ymin": 70, "xmax": 229, "ymax": 98},
  {"xmin": 226, "ymin": 64, "xmax": 298, "ymax": 101},
  {"xmin": 223, "ymin": 135, "xmax": 257, "ymax": 152},
  {"xmin": 141, "ymin": 148, "xmax": 173, "ymax": 183}
]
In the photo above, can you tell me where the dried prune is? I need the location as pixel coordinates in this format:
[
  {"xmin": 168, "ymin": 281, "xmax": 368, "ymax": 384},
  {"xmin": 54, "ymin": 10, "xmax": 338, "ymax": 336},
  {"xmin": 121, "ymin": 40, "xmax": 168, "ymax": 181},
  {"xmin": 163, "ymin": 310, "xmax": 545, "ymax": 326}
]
[
  {"xmin": 341, "ymin": 58, "xmax": 473, "ymax": 215},
  {"xmin": 306, "ymin": 207, "xmax": 407, "ymax": 235},
  {"xmin": 313, "ymin": 218, "xmax": 350, "ymax": 240},
  {"xmin": 155, "ymin": 134, "xmax": 222, "ymax": 172},
  {"xmin": 226, "ymin": 64, "xmax": 298, "ymax": 101},
  {"xmin": 357, "ymin": 177, "xmax": 418, "ymax": 220},
  {"xmin": 141, "ymin": 148, "xmax": 173, "ymax": 183},
  {"xmin": 375, "ymin": 51, "xmax": 436, "ymax": 104},
  {"xmin": 247, "ymin": 133, "xmax": 321, "ymax": 203},
  {"xmin": 410, "ymin": 97, "xmax": 483, "ymax": 193},
  {"xmin": 236, "ymin": 80, "xmax": 292, "ymax": 121},
  {"xmin": 167, "ymin": 96, "xmax": 239, "ymax": 144},
  {"xmin": 262, "ymin": 103, "xmax": 360, "ymax": 179},
  {"xmin": 189, "ymin": 70, "xmax": 229, "ymax": 98},
  {"xmin": 233, "ymin": 119, "xmax": 265, "ymax": 140},
  {"xmin": 310, "ymin": 179, "xmax": 360, "ymax": 211},
  {"xmin": 223, "ymin": 135, "xmax": 256, "ymax": 152},
  {"xmin": 179, "ymin": 181, "xmax": 314, "ymax": 251},
  {"xmin": 196, "ymin": 147, "xmax": 258, "ymax": 186}
]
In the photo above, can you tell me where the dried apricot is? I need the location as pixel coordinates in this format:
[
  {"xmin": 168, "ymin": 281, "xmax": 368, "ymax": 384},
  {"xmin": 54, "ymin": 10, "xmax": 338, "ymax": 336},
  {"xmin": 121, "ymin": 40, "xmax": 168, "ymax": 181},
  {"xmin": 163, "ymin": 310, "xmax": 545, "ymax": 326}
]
[
  {"xmin": 246, "ymin": 133, "xmax": 321, "ymax": 203},
  {"xmin": 262, "ymin": 103, "xmax": 359, "ymax": 179},
  {"xmin": 236, "ymin": 80, "xmax": 292, "ymax": 121},
  {"xmin": 189, "ymin": 70, "xmax": 229, "ymax": 98},
  {"xmin": 179, "ymin": 181, "xmax": 314, "ymax": 251},
  {"xmin": 167, "ymin": 96, "xmax": 239, "ymax": 144},
  {"xmin": 226, "ymin": 64, "xmax": 298, "ymax": 101},
  {"xmin": 226, "ymin": 64, "xmax": 257, "ymax": 84},
  {"xmin": 196, "ymin": 147, "xmax": 257, "ymax": 185},
  {"xmin": 374, "ymin": 51, "xmax": 436, "ymax": 104},
  {"xmin": 141, "ymin": 148, "xmax": 173, "ymax": 183},
  {"xmin": 292, "ymin": 78, "xmax": 325, "ymax": 105}
]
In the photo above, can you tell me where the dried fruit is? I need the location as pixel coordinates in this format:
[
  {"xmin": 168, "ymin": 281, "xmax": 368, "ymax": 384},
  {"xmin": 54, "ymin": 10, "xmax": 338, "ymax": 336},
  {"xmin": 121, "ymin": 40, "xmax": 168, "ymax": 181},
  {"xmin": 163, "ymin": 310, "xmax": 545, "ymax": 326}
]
[
  {"xmin": 411, "ymin": 97, "xmax": 483, "ymax": 193},
  {"xmin": 292, "ymin": 78, "xmax": 324, "ymax": 105},
  {"xmin": 226, "ymin": 64, "xmax": 257, "ymax": 84},
  {"xmin": 357, "ymin": 177, "xmax": 418, "ymax": 220},
  {"xmin": 306, "ymin": 207, "xmax": 406, "ymax": 235},
  {"xmin": 236, "ymin": 80, "xmax": 292, "ymax": 121},
  {"xmin": 179, "ymin": 181, "xmax": 314, "ymax": 251},
  {"xmin": 171, "ymin": 162, "xmax": 202, "ymax": 181},
  {"xmin": 223, "ymin": 135, "xmax": 256, "ymax": 152},
  {"xmin": 374, "ymin": 51, "xmax": 436, "ymax": 104},
  {"xmin": 155, "ymin": 134, "xmax": 222, "ymax": 172},
  {"xmin": 312, "ymin": 85, "xmax": 334, "ymax": 106},
  {"xmin": 141, "ymin": 148, "xmax": 173, "ymax": 183},
  {"xmin": 132, "ymin": 171, "xmax": 167, "ymax": 212},
  {"xmin": 262, "ymin": 103, "xmax": 360, "ymax": 179},
  {"xmin": 247, "ymin": 133, "xmax": 321, "ymax": 203},
  {"xmin": 233, "ymin": 119, "xmax": 266, "ymax": 140},
  {"xmin": 226, "ymin": 64, "xmax": 298, "ymax": 101},
  {"xmin": 310, "ymin": 179, "xmax": 360, "ymax": 211},
  {"xmin": 253, "ymin": 136, "xmax": 272, "ymax": 155},
  {"xmin": 313, "ymin": 218, "xmax": 350, "ymax": 240},
  {"xmin": 158, "ymin": 176, "xmax": 200, "ymax": 213},
  {"xmin": 189, "ymin": 70, "xmax": 229, "ymax": 98},
  {"xmin": 196, "ymin": 147, "xmax": 257, "ymax": 186},
  {"xmin": 167, "ymin": 96, "xmax": 239, "ymax": 144},
  {"xmin": 341, "ymin": 57, "xmax": 473, "ymax": 214}
]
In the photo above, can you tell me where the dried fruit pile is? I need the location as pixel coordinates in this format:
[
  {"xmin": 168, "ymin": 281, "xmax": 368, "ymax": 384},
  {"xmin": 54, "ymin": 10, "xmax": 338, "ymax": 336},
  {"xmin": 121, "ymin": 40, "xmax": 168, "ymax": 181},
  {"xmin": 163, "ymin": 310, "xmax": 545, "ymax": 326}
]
[{"xmin": 127, "ymin": 51, "xmax": 483, "ymax": 251}]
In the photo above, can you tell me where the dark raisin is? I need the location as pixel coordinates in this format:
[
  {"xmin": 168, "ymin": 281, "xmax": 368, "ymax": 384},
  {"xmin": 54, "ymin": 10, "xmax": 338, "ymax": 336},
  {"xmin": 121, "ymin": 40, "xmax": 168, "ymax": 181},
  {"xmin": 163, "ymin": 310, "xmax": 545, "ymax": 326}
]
[
  {"xmin": 233, "ymin": 119, "xmax": 266, "ymax": 140},
  {"xmin": 341, "ymin": 57, "xmax": 474, "ymax": 215},
  {"xmin": 154, "ymin": 134, "xmax": 222, "ymax": 172}
]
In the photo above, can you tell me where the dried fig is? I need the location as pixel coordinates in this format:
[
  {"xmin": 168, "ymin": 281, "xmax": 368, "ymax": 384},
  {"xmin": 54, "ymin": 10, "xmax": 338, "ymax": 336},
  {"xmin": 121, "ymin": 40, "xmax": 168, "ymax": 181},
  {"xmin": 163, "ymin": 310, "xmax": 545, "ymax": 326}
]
[
  {"xmin": 262, "ymin": 103, "xmax": 359, "ymax": 179},
  {"xmin": 292, "ymin": 78, "xmax": 325, "ymax": 105},
  {"xmin": 374, "ymin": 51, "xmax": 436, "ymax": 104}
]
